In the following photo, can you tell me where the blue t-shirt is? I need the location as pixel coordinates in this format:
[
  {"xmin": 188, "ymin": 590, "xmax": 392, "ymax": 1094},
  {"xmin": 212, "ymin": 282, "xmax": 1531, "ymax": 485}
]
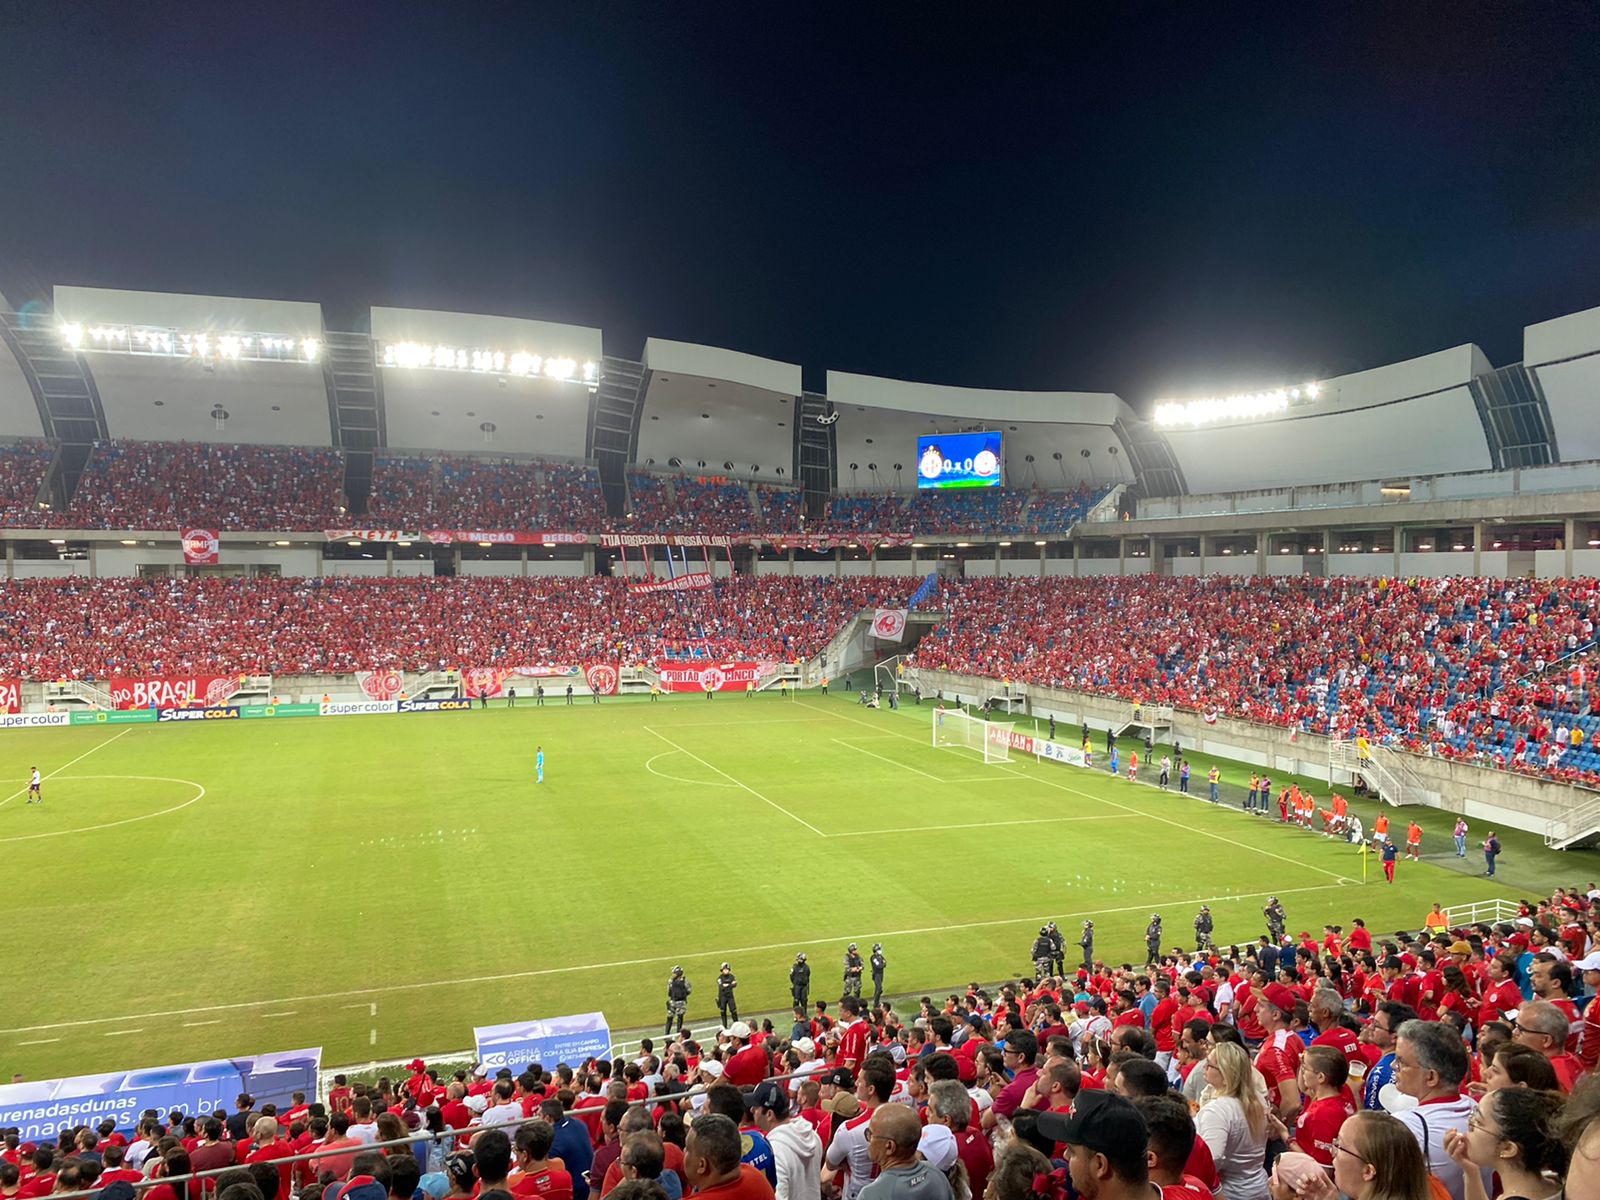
[
  {"xmin": 739, "ymin": 1126, "xmax": 778, "ymax": 1186},
  {"xmin": 1363, "ymin": 1052, "xmax": 1396, "ymax": 1110},
  {"xmin": 551, "ymin": 1117, "xmax": 594, "ymax": 1200}
]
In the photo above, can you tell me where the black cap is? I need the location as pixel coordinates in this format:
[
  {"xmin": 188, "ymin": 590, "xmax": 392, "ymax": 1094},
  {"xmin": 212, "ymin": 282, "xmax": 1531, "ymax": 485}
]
[
  {"xmin": 1035, "ymin": 1091, "xmax": 1148, "ymax": 1156},
  {"xmin": 744, "ymin": 1080, "xmax": 790, "ymax": 1118},
  {"xmin": 818, "ymin": 1066, "xmax": 854, "ymax": 1089}
]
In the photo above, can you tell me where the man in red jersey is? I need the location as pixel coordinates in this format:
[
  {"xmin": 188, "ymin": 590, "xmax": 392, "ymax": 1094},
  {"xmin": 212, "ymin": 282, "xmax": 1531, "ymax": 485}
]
[
  {"xmin": 1149, "ymin": 979, "xmax": 1180, "ymax": 1071},
  {"xmin": 245, "ymin": 1118, "xmax": 296, "ymax": 1200},
  {"xmin": 509, "ymin": 1121, "xmax": 575, "ymax": 1200},
  {"xmin": 1577, "ymin": 952, "xmax": 1600, "ymax": 1071},
  {"xmin": 1513, "ymin": 999, "xmax": 1587, "ymax": 1092},
  {"xmin": 1253, "ymin": 983, "xmax": 1304, "ymax": 1124},
  {"xmin": 835, "ymin": 998, "xmax": 870, "ymax": 1073},
  {"xmin": 1477, "ymin": 954, "xmax": 1523, "ymax": 1029}
]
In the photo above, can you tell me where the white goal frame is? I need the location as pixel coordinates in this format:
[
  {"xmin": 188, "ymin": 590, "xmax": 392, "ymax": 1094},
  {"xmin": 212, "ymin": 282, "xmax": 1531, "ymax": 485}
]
[{"xmin": 932, "ymin": 708, "xmax": 1011, "ymax": 763}]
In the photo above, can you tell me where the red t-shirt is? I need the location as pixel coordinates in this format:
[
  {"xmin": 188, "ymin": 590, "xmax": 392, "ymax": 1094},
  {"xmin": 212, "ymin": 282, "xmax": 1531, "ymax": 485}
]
[
  {"xmin": 1295, "ymin": 1095, "xmax": 1355, "ymax": 1165},
  {"xmin": 16, "ymin": 1176, "xmax": 55, "ymax": 1200},
  {"xmin": 1150, "ymin": 998, "xmax": 1180, "ymax": 1051},
  {"xmin": 248, "ymin": 1138, "xmax": 296, "ymax": 1198},
  {"xmin": 1160, "ymin": 1177, "xmax": 1215, "ymax": 1200},
  {"xmin": 1184, "ymin": 1135, "xmax": 1219, "ymax": 1191},
  {"xmin": 836, "ymin": 1020, "xmax": 870, "ymax": 1071},
  {"xmin": 725, "ymin": 1044, "xmax": 770, "ymax": 1088},
  {"xmin": 694, "ymin": 1164, "xmax": 775, "ymax": 1200},
  {"xmin": 511, "ymin": 1167, "xmax": 574, "ymax": 1200},
  {"xmin": 98, "ymin": 1170, "xmax": 146, "ymax": 1186},
  {"xmin": 1254, "ymin": 1031, "xmax": 1303, "ymax": 1109},
  {"xmin": 1479, "ymin": 979, "xmax": 1522, "ymax": 1028},
  {"xmin": 953, "ymin": 1126, "xmax": 992, "ymax": 1199}
]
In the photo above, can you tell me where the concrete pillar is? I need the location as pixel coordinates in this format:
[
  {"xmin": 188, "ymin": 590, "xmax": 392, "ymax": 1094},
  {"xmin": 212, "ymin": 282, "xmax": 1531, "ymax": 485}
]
[
  {"xmin": 788, "ymin": 548, "xmax": 795, "ymax": 576},
  {"xmin": 5, "ymin": 539, "xmax": 12, "ymax": 579},
  {"xmin": 583, "ymin": 546, "xmax": 595, "ymax": 576},
  {"xmin": 1118, "ymin": 536, "xmax": 1127, "ymax": 576},
  {"xmin": 522, "ymin": 547, "xmax": 529, "ymax": 577},
  {"xmin": 1473, "ymin": 522, "xmax": 1484, "ymax": 577},
  {"xmin": 994, "ymin": 543, "xmax": 1002, "ymax": 576},
  {"xmin": 871, "ymin": 546, "xmax": 879, "ymax": 577},
  {"xmin": 1199, "ymin": 533, "xmax": 1214, "ymax": 559},
  {"xmin": 89, "ymin": 542, "xmax": 98, "ymax": 579},
  {"xmin": 1256, "ymin": 533, "xmax": 1268, "ymax": 578},
  {"xmin": 1566, "ymin": 516, "xmax": 1577, "ymax": 578},
  {"xmin": 1072, "ymin": 538, "xmax": 1081, "ymax": 578},
  {"xmin": 1039, "ymin": 539, "xmax": 1047, "ymax": 578},
  {"xmin": 1393, "ymin": 525, "xmax": 1404, "ymax": 578},
  {"xmin": 835, "ymin": 548, "xmax": 842, "ymax": 578}
]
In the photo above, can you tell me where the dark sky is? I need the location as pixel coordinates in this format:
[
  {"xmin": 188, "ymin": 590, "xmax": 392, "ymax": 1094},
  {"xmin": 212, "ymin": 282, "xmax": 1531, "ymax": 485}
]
[{"xmin": 2, "ymin": 3, "xmax": 1597, "ymax": 408}]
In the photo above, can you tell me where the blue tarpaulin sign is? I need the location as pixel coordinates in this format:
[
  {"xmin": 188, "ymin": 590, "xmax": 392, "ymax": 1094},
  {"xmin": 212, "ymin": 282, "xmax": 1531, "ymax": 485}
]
[
  {"xmin": 0, "ymin": 1047, "xmax": 321, "ymax": 1142},
  {"xmin": 474, "ymin": 1013, "xmax": 611, "ymax": 1073}
]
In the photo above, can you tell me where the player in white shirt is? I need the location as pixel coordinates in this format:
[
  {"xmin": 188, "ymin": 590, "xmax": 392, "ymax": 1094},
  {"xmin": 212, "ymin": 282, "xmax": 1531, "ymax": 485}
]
[{"xmin": 26, "ymin": 767, "xmax": 41, "ymax": 804}]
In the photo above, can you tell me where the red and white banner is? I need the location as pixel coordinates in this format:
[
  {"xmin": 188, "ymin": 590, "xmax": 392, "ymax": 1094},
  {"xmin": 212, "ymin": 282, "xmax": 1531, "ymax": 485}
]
[
  {"xmin": 181, "ymin": 528, "xmax": 220, "ymax": 565},
  {"xmin": 460, "ymin": 665, "xmax": 582, "ymax": 698},
  {"xmin": 871, "ymin": 608, "xmax": 908, "ymax": 642},
  {"xmin": 111, "ymin": 674, "xmax": 238, "ymax": 710},
  {"xmin": 0, "ymin": 678, "xmax": 20, "ymax": 714},
  {"xmin": 601, "ymin": 533, "xmax": 733, "ymax": 549},
  {"xmin": 583, "ymin": 663, "xmax": 620, "ymax": 696},
  {"xmin": 655, "ymin": 660, "xmax": 778, "ymax": 693},
  {"xmin": 323, "ymin": 529, "xmax": 587, "ymax": 546},
  {"xmin": 628, "ymin": 572, "xmax": 715, "ymax": 595},
  {"xmin": 356, "ymin": 670, "xmax": 406, "ymax": 702}
]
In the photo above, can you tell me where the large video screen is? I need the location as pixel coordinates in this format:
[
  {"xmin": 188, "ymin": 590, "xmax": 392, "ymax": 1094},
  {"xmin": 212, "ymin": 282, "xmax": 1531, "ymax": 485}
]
[{"xmin": 916, "ymin": 431, "xmax": 1004, "ymax": 489}]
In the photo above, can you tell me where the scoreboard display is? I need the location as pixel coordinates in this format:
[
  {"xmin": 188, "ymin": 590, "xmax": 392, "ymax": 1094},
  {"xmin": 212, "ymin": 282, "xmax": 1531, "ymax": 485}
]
[{"xmin": 916, "ymin": 431, "xmax": 1003, "ymax": 489}]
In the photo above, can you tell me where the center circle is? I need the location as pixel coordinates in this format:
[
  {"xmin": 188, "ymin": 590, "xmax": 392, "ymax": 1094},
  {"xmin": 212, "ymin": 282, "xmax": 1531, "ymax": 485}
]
[{"xmin": 0, "ymin": 774, "xmax": 207, "ymax": 843}]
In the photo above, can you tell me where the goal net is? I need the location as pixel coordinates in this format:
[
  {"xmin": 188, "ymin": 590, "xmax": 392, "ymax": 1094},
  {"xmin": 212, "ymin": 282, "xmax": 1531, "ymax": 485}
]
[{"xmin": 932, "ymin": 708, "xmax": 1011, "ymax": 763}]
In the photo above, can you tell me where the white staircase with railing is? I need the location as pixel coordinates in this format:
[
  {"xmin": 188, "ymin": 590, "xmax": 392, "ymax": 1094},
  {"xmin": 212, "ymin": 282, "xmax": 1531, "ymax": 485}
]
[
  {"xmin": 1328, "ymin": 739, "xmax": 1442, "ymax": 808},
  {"xmin": 406, "ymin": 670, "xmax": 460, "ymax": 697},
  {"xmin": 1546, "ymin": 795, "xmax": 1600, "ymax": 850},
  {"xmin": 1114, "ymin": 703, "xmax": 1174, "ymax": 736},
  {"xmin": 43, "ymin": 680, "xmax": 113, "ymax": 710},
  {"xmin": 1443, "ymin": 898, "xmax": 1521, "ymax": 926}
]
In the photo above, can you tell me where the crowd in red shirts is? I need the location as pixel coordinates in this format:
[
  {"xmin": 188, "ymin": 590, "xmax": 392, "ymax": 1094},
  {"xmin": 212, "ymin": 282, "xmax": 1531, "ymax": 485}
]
[
  {"xmin": 0, "ymin": 575, "xmax": 920, "ymax": 678},
  {"xmin": 908, "ymin": 575, "xmax": 1600, "ymax": 787},
  {"xmin": 53, "ymin": 442, "xmax": 348, "ymax": 532},
  {"xmin": 7, "ymin": 894, "xmax": 1600, "ymax": 1200},
  {"xmin": 369, "ymin": 457, "xmax": 607, "ymax": 533},
  {"xmin": 0, "ymin": 440, "xmax": 54, "ymax": 527}
]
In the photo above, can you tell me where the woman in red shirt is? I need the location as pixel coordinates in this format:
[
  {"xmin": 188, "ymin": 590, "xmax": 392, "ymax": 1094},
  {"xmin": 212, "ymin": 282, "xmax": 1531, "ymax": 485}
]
[{"xmin": 144, "ymin": 1150, "xmax": 194, "ymax": 1200}]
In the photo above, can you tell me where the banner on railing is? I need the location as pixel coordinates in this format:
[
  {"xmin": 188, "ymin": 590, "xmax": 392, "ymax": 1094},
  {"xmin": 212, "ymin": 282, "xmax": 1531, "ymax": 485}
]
[
  {"xmin": 320, "ymin": 700, "xmax": 399, "ymax": 717},
  {"xmin": 460, "ymin": 665, "xmax": 580, "ymax": 698},
  {"xmin": 181, "ymin": 528, "xmax": 220, "ymax": 565},
  {"xmin": 110, "ymin": 674, "xmax": 238, "ymax": 711},
  {"xmin": 0, "ymin": 712, "xmax": 70, "ymax": 728},
  {"xmin": 71, "ymin": 710, "xmax": 159, "ymax": 725},
  {"xmin": 655, "ymin": 660, "xmax": 778, "ymax": 693},
  {"xmin": 629, "ymin": 572, "xmax": 715, "ymax": 595},
  {"xmin": 356, "ymin": 670, "xmax": 406, "ymax": 702},
  {"xmin": 474, "ymin": 1013, "xmax": 610, "ymax": 1074},
  {"xmin": 0, "ymin": 1047, "xmax": 320, "ymax": 1141},
  {"xmin": 323, "ymin": 529, "xmax": 587, "ymax": 546},
  {"xmin": 601, "ymin": 533, "xmax": 733, "ymax": 549},
  {"xmin": 0, "ymin": 679, "xmax": 19, "ymax": 714}
]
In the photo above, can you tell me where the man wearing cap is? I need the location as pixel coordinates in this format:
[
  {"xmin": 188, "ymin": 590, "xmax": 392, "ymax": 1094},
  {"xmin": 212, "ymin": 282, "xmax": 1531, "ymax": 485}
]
[
  {"xmin": 717, "ymin": 964, "xmax": 740, "ymax": 1027},
  {"xmin": 1253, "ymin": 983, "xmax": 1304, "ymax": 1123},
  {"xmin": 747, "ymin": 1081, "xmax": 822, "ymax": 1200},
  {"xmin": 1036, "ymin": 1091, "xmax": 1151, "ymax": 1200},
  {"xmin": 1577, "ymin": 952, "xmax": 1600, "ymax": 1071},
  {"xmin": 857, "ymin": 1103, "xmax": 950, "ymax": 1200},
  {"xmin": 724, "ymin": 1023, "xmax": 769, "ymax": 1088}
]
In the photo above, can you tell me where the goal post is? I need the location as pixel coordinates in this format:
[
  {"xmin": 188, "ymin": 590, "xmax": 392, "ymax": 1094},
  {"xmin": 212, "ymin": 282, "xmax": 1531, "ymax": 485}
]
[{"xmin": 932, "ymin": 708, "xmax": 1011, "ymax": 763}]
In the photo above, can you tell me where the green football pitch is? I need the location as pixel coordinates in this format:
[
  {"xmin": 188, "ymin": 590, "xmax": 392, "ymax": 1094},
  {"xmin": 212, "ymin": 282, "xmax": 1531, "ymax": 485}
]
[{"xmin": 0, "ymin": 691, "xmax": 1588, "ymax": 1079}]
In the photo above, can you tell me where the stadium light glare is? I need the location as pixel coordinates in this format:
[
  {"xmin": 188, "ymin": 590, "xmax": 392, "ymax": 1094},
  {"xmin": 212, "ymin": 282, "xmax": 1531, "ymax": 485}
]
[
  {"xmin": 275, "ymin": 540, "xmax": 292, "ymax": 547},
  {"xmin": 301, "ymin": 338, "xmax": 319, "ymax": 361},
  {"xmin": 395, "ymin": 540, "xmax": 411, "ymax": 548},
  {"xmin": 119, "ymin": 538, "xmax": 137, "ymax": 546},
  {"xmin": 1152, "ymin": 381, "xmax": 1321, "ymax": 428},
  {"xmin": 1034, "ymin": 540, "xmax": 1046, "ymax": 546},
  {"xmin": 380, "ymin": 340, "xmax": 597, "ymax": 387},
  {"xmin": 60, "ymin": 322, "xmax": 83, "ymax": 348},
  {"xmin": 60, "ymin": 321, "xmax": 319, "ymax": 364},
  {"xmin": 347, "ymin": 539, "xmax": 362, "ymax": 547}
]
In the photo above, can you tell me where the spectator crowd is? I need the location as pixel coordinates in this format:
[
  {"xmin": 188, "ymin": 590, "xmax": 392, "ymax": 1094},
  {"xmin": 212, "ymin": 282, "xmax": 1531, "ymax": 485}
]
[{"xmin": 8, "ymin": 891, "xmax": 1600, "ymax": 1200}]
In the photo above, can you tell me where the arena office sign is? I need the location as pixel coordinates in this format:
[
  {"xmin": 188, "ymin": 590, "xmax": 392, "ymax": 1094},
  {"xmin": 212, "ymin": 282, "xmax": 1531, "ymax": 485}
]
[
  {"xmin": 0, "ymin": 1047, "xmax": 320, "ymax": 1142},
  {"xmin": 473, "ymin": 1012, "xmax": 610, "ymax": 1074}
]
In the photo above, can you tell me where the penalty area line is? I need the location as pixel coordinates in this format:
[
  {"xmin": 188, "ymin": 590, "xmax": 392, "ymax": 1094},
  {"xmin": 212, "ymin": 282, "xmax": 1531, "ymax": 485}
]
[{"xmin": 643, "ymin": 726, "xmax": 825, "ymax": 837}]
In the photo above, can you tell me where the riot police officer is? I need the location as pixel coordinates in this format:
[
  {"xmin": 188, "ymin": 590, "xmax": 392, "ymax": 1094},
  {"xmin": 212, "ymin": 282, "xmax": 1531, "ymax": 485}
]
[
  {"xmin": 790, "ymin": 952, "xmax": 811, "ymax": 1010},
  {"xmin": 716, "ymin": 962, "xmax": 738, "ymax": 1026},
  {"xmin": 1046, "ymin": 922, "xmax": 1065, "ymax": 976},
  {"xmin": 1079, "ymin": 920, "xmax": 1095, "ymax": 970},
  {"xmin": 1031, "ymin": 927, "xmax": 1055, "ymax": 980},
  {"xmin": 1264, "ymin": 896, "xmax": 1286, "ymax": 943},
  {"xmin": 1193, "ymin": 906, "xmax": 1215, "ymax": 953},
  {"xmin": 842, "ymin": 943, "xmax": 864, "ymax": 999},
  {"xmin": 1145, "ymin": 914, "xmax": 1163, "ymax": 965},
  {"xmin": 869, "ymin": 943, "xmax": 887, "ymax": 1008},
  {"xmin": 665, "ymin": 966, "xmax": 691, "ymax": 1034}
]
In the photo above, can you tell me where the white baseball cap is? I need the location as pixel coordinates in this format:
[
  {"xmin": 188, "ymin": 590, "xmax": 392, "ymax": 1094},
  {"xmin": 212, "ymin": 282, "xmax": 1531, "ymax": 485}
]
[
  {"xmin": 1575, "ymin": 952, "xmax": 1600, "ymax": 972},
  {"xmin": 700, "ymin": 1060, "xmax": 725, "ymax": 1078},
  {"xmin": 918, "ymin": 1124, "xmax": 957, "ymax": 1172}
]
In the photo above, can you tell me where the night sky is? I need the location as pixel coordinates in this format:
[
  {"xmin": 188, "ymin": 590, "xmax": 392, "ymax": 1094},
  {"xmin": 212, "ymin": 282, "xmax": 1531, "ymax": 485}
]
[{"xmin": 1, "ymin": 3, "xmax": 1597, "ymax": 409}]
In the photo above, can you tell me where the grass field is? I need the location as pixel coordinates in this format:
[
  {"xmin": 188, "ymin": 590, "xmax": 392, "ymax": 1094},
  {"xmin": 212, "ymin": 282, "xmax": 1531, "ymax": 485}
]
[{"xmin": 1, "ymin": 690, "xmax": 1592, "ymax": 1080}]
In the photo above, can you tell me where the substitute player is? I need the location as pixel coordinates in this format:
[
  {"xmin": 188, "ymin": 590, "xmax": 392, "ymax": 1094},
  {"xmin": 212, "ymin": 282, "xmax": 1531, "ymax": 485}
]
[
  {"xmin": 26, "ymin": 766, "xmax": 40, "ymax": 804},
  {"xmin": 535, "ymin": 744, "xmax": 545, "ymax": 784}
]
